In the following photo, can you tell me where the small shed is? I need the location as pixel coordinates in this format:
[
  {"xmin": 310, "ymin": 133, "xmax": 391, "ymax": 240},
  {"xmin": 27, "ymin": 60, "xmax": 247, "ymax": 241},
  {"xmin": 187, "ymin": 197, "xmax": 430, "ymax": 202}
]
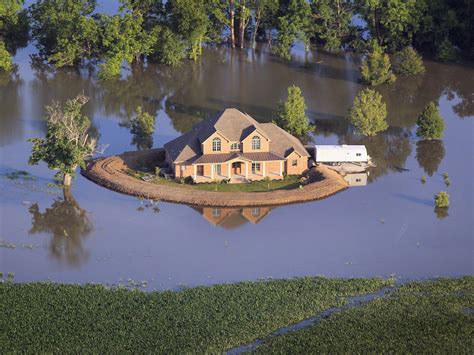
[{"xmin": 314, "ymin": 145, "xmax": 368, "ymax": 163}]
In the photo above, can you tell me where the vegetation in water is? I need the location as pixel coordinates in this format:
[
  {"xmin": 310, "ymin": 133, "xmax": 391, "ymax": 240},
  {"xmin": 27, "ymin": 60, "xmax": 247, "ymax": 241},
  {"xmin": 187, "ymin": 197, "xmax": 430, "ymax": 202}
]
[
  {"xmin": 416, "ymin": 102, "xmax": 445, "ymax": 140},
  {"xmin": 0, "ymin": 277, "xmax": 392, "ymax": 353},
  {"xmin": 254, "ymin": 277, "xmax": 474, "ymax": 353},
  {"xmin": 394, "ymin": 47, "xmax": 425, "ymax": 75},
  {"xmin": 434, "ymin": 191, "xmax": 449, "ymax": 208},
  {"xmin": 415, "ymin": 140, "xmax": 445, "ymax": 177},
  {"xmin": 349, "ymin": 88, "xmax": 388, "ymax": 137},
  {"xmin": 360, "ymin": 42, "xmax": 396, "ymax": 86},
  {"xmin": 130, "ymin": 106, "xmax": 156, "ymax": 150},
  {"xmin": 421, "ymin": 175, "xmax": 426, "ymax": 184},
  {"xmin": 274, "ymin": 85, "xmax": 313, "ymax": 137},
  {"xmin": 28, "ymin": 94, "xmax": 98, "ymax": 186}
]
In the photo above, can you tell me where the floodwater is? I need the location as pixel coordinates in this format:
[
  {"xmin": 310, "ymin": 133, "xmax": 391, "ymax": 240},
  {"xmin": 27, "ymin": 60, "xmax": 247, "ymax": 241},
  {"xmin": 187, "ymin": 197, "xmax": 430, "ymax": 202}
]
[{"xmin": 1, "ymin": 21, "xmax": 473, "ymax": 290}]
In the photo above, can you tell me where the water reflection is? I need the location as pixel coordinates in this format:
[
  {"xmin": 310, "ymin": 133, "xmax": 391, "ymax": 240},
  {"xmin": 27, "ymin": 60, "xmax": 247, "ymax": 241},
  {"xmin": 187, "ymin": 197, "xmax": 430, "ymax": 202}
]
[
  {"xmin": 343, "ymin": 173, "xmax": 369, "ymax": 186},
  {"xmin": 416, "ymin": 140, "xmax": 445, "ymax": 177},
  {"xmin": 192, "ymin": 206, "xmax": 272, "ymax": 229},
  {"xmin": 0, "ymin": 71, "xmax": 23, "ymax": 146},
  {"xmin": 28, "ymin": 189, "xmax": 93, "ymax": 267}
]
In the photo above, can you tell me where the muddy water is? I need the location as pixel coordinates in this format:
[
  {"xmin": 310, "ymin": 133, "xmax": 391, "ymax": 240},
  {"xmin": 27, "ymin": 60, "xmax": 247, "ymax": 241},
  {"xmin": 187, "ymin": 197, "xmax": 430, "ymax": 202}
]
[{"xmin": 1, "ymin": 22, "xmax": 473, "ymax": 289}]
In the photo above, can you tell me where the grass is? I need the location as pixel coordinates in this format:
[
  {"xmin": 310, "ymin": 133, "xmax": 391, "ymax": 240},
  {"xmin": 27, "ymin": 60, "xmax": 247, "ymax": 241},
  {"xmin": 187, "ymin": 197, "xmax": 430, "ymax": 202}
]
[
  {"xmin": 128, "ymin": 168, "xmax": 303, "ymax": 192},
  {"xmin": 254, "ymin": 277, "xmax": 474, "ymax": 353},
  {"xmin": 0, "ymin": 277, "xmax": 391, "ymax": 353}
]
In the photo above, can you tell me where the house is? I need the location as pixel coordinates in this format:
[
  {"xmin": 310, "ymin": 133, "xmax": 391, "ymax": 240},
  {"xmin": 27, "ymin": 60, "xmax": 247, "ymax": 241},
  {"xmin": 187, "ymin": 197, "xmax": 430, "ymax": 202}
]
[
  {"xmin": 314, "ymin": 145, "xmax": 368, "ymax": 163},
  {"xmin": 164, "ymin": 108, "xmax": 310, "ymax": 183}
]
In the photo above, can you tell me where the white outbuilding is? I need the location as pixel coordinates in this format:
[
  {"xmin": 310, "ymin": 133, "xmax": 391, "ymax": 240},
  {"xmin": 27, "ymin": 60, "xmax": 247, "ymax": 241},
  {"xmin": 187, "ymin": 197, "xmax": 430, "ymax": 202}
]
[{"xmin": 314, "ymin": 145, "xmax": 369, "ymax": 163}]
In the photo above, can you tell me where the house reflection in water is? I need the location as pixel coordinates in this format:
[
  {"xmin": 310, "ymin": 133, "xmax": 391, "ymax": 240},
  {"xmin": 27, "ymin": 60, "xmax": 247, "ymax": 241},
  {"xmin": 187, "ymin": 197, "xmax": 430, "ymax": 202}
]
[
  {"xmin": 193, "ymin": 206, "xmax": 272, "ymax": 229},
  {"xmin": 343, "ymin": 172, "xmax": 369, "ymax": 186}
]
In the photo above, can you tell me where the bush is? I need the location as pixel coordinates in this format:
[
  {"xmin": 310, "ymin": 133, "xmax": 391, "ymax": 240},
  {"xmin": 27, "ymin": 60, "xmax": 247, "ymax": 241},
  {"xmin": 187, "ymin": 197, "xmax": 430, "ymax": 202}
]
[
  {"xmin": 98, "ymin": 55, "xmax": 122, "ymax": 80},
  {"xmin": 274, "ymin": 85, "xmax": 313, "ymax": 137},
  {"xmin": 434, "ymin": 191, "xmax": 449, "ymax": 208},
  {"xmin": 416, "ymin": 102, "xmax": 444, "ymax": 139},
  {"xmin": 436, "ymin": 37, "xmax": 457, "ymax": 62},
  {"xmin": 395, "ymin": 47, "xmax": 425, "ymax": 75},
  {"xmin": 421, "ymin": 176, "xmax": 426, "ymax": 184},
  {"xmin": 360, "ymin": 42, "xmax": 396, "ymax": 86},
  {"xmin": 349, "ymin": 88, "xmax": 388, "ymax": 137}
]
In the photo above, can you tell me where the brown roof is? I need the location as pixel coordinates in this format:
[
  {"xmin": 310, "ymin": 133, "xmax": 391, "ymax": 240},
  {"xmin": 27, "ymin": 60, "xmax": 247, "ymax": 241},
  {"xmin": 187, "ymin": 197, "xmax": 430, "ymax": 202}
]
[
  {"xmin": 193, "ymin": 151, "xmax": 283, "ymax": 164},
  {"xmin": 164, "ymin": 108, "xmax": 309, "ymax": 163}
]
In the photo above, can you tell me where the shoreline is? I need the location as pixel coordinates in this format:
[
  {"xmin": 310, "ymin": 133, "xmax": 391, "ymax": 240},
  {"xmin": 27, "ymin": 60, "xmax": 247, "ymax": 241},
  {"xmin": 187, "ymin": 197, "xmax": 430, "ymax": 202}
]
[{"xmin": 81, "ymin": 148, "xmax": 349, "ymax": 207}]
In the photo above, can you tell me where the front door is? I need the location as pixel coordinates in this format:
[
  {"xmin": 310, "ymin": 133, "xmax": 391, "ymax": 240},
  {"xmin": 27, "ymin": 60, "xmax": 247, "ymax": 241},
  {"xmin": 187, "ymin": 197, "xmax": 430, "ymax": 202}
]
[{"xmin": 232, "ymin": 162, "xmax": 242, "ymax": 175}]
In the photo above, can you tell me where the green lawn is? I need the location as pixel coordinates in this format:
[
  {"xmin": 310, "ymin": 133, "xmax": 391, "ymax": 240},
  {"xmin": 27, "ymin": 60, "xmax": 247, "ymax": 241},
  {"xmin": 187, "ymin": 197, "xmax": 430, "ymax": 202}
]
[
  {"xmin": 129, "ymin": 168, "xmax": 303, "ymax": 192},
  {"xmin": 254, "ymin": 277, "xmax": 474, "ymax": 353},
  {"xmin": 0, "ymin": 277, "xmax": 391, "ymax": 353}
]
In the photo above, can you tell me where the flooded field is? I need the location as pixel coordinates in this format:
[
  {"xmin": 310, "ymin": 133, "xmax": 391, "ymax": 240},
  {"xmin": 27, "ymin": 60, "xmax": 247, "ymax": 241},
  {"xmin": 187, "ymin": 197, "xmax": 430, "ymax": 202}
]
[{"xmin": 1, "ymin": 20, "xmax": 473, "ymax": 289}]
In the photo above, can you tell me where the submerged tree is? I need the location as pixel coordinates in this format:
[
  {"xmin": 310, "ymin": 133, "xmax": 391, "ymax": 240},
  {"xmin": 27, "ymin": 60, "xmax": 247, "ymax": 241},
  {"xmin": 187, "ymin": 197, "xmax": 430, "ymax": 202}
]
[
  {"xmin": 416, "ymin": 140, "xmax": 445, "ymax": 177},
  {"xmin": 416, "ymin": 102, "xmax": 444, "ymax": 140},
  {"xmin": 28, "ymin": 94, "xmax": 97, "ymax": 186},
  {"xmin": 360, "ymin": 42, "xmax": 396, "ymax": 86},
  {"xmin": 274, "ymin": 85, "xmax": 313, "ymax": 137},
  {"xmin": 250, "ymin": 0, "xmax": 279, "ymax": 49},
  {"xmin": 434, "ymin": 191, "xmax": 449, "ymax": 208},
  {"xmin": 274, "ymin": 0, "xmax": 312, "ymax": 60},
  {"xmin": 28, "ymin": 188, "xmax": 93, "ymax": 267},
  {"xmin": 394, "ymin": 47, "xmax": 425, "ymax": 75},
  {"xmin": 0, "ymin": 41, "xmax": 12, "ymax": 72},
  {"xmin": 30, "ymin": 0, "xmax": 99, "ymax": 68},
  {"xmin": 349, "ymin": 88, "xmax": 388, "ymax": 137},
  {"xmin": 130, "ymin": 106, "xmax": 156, "ymax": 150},
  {"xmin": 0, "ymin": 0, "xmax": 28, "ymax": 71}
]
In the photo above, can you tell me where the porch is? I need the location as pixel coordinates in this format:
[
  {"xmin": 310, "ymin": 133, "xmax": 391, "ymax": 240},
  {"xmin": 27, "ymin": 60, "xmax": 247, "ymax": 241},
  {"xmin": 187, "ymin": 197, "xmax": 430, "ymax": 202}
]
[{"xmin": 192, "ymin": 159, "xmax": 284, "ymax": 184}]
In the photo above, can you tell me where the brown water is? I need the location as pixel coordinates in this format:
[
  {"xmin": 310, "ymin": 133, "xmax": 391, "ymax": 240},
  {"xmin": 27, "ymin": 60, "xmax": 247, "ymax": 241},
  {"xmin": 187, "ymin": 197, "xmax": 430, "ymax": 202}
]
[{"xmin": 1, "ymin": 32, "xmax": 473, "ymax": 289}]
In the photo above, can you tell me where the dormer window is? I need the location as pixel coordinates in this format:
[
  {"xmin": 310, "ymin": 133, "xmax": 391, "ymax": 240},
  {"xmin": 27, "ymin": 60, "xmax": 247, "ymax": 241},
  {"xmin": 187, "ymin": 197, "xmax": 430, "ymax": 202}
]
[
  {"xmin": 251, "ymin": 136, "xmax": 261, "ymax": 150},
  {"xmin": 230, "ymin": 142, "xmax": 240, "ymax": 150},
  {"xmin": 212, "ymin": 137, "xmax": 221, "ymax": 152}
]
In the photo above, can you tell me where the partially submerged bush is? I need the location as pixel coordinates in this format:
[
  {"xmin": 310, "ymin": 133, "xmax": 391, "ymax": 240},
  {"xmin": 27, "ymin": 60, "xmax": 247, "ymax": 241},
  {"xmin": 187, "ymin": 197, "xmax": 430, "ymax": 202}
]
[
  {"xmin": 0, "ymin": 41, "xmax": 13, "ymax": 72},
  {"xmin": 416, "ymin": 102, "xmax": 444, "ymax": 139},
  {"xmin": 395, "ymin": 47, "xmax": 425, "ymax": 75},
  {"xmin": 360, "ymin": 42, "xmax": 396, "ymax": 86},
  {"xmin": 349, "ymin": 88, "xmax": 388, "ymax": 137},
  {"xmin": 434, "ymin": 191, "xmax": 449, "ymax": 208}
]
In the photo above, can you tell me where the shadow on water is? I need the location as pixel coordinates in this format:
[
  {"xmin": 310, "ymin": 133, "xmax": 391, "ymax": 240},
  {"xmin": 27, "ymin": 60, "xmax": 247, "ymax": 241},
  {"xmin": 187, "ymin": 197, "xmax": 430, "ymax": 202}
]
[
  {"xmin": 28, "ymin": 189, "xmax": 93, "ymax": 267},
  {"xmin": 394, "ymin": 193, "xmax": 433, "ymax": 207}
]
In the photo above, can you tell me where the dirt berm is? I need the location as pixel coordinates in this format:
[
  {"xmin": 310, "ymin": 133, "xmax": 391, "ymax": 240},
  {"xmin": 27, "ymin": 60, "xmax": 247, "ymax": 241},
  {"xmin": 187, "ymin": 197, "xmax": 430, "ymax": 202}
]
[{"xmin": 81, "ymin": 149, "xmax": 348, "ymax": 207}]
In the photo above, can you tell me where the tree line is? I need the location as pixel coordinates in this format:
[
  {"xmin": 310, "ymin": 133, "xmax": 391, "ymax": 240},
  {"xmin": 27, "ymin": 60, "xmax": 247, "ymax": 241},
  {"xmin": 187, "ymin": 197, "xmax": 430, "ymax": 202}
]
[{"xmin": 1, "ymin": 0, "xmax": 473, "ymax": 75}]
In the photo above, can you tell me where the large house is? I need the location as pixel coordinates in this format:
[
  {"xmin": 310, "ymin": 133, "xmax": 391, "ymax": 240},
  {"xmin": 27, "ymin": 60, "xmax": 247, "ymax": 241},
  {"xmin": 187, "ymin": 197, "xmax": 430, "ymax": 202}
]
[{"xmin": 163, "ymin": 108, "xmax": 309, "ymax": 183}]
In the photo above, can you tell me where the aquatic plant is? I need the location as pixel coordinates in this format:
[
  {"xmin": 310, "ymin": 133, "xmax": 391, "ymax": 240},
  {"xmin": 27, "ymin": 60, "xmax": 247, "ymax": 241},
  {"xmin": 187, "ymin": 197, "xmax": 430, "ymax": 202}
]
[{"xmin": 421, "ymin": 176, "xmax": 426, "ymax": 184}]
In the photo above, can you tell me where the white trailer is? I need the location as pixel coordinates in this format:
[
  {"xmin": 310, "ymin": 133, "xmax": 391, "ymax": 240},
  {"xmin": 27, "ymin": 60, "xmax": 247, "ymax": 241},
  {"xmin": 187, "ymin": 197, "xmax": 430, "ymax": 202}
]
[{"xmin": 314, "ymin": 145, "xmax": 369, "ymax": 163}]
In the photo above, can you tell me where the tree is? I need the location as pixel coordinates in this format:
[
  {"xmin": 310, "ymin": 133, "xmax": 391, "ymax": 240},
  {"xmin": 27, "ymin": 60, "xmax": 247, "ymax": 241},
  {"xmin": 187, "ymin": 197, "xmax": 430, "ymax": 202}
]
[
  {"xmin": 29, "ymin": 0, "xmax": 99, "ymax": 67},
  {"xmin": 311, "ymin": 0, "xmax": 354, "ymax": 50},
  {"xmin": 237, "ymin": 0, "xmax": 251, "ymax": 48},
  {"xmin": 97, "ymin": 12, "xmax": 155, "ymax": 79},
  {"xmin": 394, "ymin": 47, "xmax": 425, "ymax": 75},
  {"xmin": 416, "ymin": 102, "xmax": 444, "ymax": 140},
  {"xmin": 274, "ymin": 0, "xmax": 312, "ymax": 60},
  {"xmin": 250, "ymin": 0, "xmax": 278, "ymax": 48},
  {"xmin": 28, "ymin": 94, "xmax": 97, "ymax": 187},
  {"xmin": 349, "ymin": 88, "xmax": 388, "ymax": 137},
  {"xmin": 150, "ymin": 27, "xmax": 186, "ymax": 66},
  {"xmin": 360, "ymin": 42, "xmax": 396, "ymax": 86},
  {"xmin": 356, "ymin": 0, "xmax": 425, "ymax": 51},
  {"xmin": 0, "ymin": 40, "xmax": 12, "ymax": 72},
  {"xmin": 274, "ymin": 85, "xmax": 313, "ymax": 136},
  {"xmin": 130, "ymin": 106, "xmax": 156, "ymax": 150},
  {"xmin": 434, "ymin": 191, "xmax": 449, "ymax": 208}
]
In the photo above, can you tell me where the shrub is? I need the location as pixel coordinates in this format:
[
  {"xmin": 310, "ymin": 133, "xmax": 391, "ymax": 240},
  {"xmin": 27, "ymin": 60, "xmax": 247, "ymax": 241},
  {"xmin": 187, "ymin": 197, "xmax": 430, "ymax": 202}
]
[
  {"xmin": 436, "ymin": 37, "xmax": 457, "ymax": 62},
  {"xmin": 0, "ymin": 41, "xmax": 13, "ymax": 72},
  {"xmin": 416, "ymin": 102, "xmax": 444, "ymax": 139},
  {"xmin": 421, "ymin": 176, "xmax": 426, "ymax": 184},
  {"xmin": 274, "ymin": 85, "xmax": 313, "ymax": 137},
  {"xmin": 434, "ymin": 191, "xmax": 449, "ymax": 208},
  {"xmin": 98, "ymin": 55, "xmax": 122, "ymax": 80},
  {"xmin": 360, "ymin": 42, "xmax": 396, "ymax": 86},
  {"xmin": 395, "ymin": 47, "xmax": 425, "ymax": 75},
  {"xmin": 349, "ymin": 88, "xmax": 388, "ymax": 137}
]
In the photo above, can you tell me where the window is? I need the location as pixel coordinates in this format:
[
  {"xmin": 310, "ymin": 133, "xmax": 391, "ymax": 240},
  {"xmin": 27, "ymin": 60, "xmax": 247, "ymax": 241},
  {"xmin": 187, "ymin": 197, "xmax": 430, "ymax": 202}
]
[
  {"xmin": 212, "ymin": 208, "xmax": 221, "ymax": 218},
  {"xmin": 356, "ymin": 153, "xmax": 362, "ymax": 157},
  {"xmin": 292, "ymin": 159, "xmax": 298, "ymax": 166},
  {"xmin": 251, "ymin": 136, "xmax": 261, "ymax": 150},
  {"xmin": 213, "ymin": 164, "xmax": 221, "ymax": 175},
  {"xmin": 251, "ymin": 208, "xmax": 260, "ymax": 216},
  {"xmin": 230, "ymin": 142, "xmax": 240, "ymax": 150},
  {"xmin": 251, "ymin": 162, "xmax": 261, "ymax": 173},
  {"xmin": 197, "ymin": 165, "xmax": 204, "ymax": 176},
  {"xmin": 356, "ymin": 178, "xmax": 361, "ymax": 182},
  {"xmin": 212, "ymin": 137, "xmax": 221, "ymax": 152}
]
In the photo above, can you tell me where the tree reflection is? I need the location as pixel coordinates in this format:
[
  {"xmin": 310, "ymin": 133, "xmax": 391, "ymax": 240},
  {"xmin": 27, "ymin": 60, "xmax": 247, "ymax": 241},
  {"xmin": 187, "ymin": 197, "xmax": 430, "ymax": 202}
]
[
  {"xmin": 434, "ymin": 207, "xmax": 449, "ymax": 220},
  {"xmin": 0, "ymin": 71, "xmax": 23, "ymax": 146},
  {"xmin": 416, "ymin": 140, "xmax": 445, "ymax": 176},
  {"xmin": 28, "ymin": 189, "xmax": 93, "ymax": 267}
]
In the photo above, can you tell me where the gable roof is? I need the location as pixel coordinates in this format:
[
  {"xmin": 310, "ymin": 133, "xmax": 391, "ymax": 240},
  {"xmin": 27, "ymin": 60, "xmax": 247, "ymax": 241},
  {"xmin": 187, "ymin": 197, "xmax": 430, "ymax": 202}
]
[{"xmin": 164, "ymin": 108, "xmax": 309, "ymax": 163}]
